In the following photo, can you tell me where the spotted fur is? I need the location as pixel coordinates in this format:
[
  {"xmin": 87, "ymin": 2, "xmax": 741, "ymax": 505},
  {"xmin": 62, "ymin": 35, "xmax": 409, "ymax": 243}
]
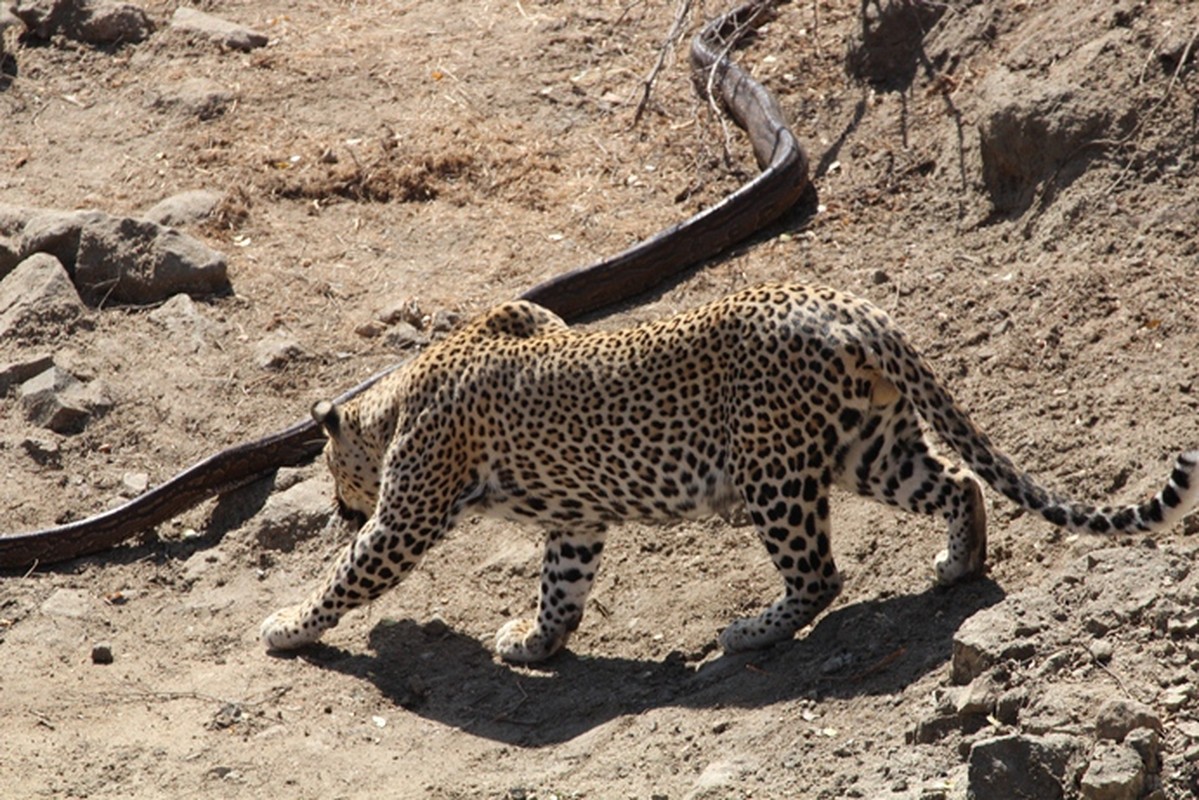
[{"xmin": 260, "ymin": 283, "xmax": 1199, "ymax": 660}]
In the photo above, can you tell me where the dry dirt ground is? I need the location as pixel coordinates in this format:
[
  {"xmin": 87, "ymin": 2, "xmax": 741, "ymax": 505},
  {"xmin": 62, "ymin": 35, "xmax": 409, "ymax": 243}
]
[{"xmin": 2, "ymin": 1, "xmax": 1198, "ymax": 798}]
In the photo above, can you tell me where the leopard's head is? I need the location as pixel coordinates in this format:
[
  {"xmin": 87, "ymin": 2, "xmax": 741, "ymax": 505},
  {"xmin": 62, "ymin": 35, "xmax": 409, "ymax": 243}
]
[{"xmin": 312, "ymin": 399, "xmax": 378, "ymax": 529}]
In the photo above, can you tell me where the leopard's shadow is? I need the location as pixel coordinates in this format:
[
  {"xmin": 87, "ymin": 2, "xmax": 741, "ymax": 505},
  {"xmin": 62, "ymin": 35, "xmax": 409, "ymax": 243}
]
[{"xmin": 302, "ymin": 577, "xmax": 1004, "ymax": 747}]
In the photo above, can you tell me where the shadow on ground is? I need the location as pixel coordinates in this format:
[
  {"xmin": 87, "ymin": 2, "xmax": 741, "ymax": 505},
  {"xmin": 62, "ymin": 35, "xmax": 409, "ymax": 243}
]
[{"xmin": 296, "ymin": 576, "xmax": 1005, "ymax": 747}]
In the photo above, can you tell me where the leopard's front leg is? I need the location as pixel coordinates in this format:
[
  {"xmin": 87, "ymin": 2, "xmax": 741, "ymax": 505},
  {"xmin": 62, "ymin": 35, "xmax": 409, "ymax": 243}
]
[
  {"xmin": 495, "ymin": 524, "xmax": 608, "ymax": 663},
  {"xmin": 260, "ymin": 516, "xmax": 432, "ymax": 650}
]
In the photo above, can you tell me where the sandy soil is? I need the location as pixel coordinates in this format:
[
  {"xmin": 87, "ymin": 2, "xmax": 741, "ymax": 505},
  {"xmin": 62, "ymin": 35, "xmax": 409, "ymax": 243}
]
[{"xmin": 2, "ymin": 1, "xmax": 1198, "ymax": 797}]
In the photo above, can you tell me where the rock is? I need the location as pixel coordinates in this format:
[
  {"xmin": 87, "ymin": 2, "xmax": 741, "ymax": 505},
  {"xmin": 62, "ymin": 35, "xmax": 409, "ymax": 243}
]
[
  {"xmin": 1161, "ymin": 685, "xmax": 1191, "ymax": 712},
  {"xmin": 18, "ymin": 366, "xmax": 85, "ymax": 434},
  {"xmin": 1080, "ymin": 742, "xmax": 1144, "ymax": 800},
  {"xmin": 355, "ymin": 319, "xmax": 386, "ymax": 338},
  {"xmin": 253, "ymin": 479, "xmax": 336, "ymax": 551},
  {"xmin": 1125, "ymin": 727, "xmax": 1161, "ymax": 773},
  {"xmin": 0, "ymin": 253, "xmax": 86, "ymax": 343},
  {"xmin": 908, "ymin": 712, "xmax": 960, "ymax": 745},
  {"xmin": 272, "ymin": 467, "xmax": 312, "ymax": 494},
  {"xmin": 75, "ymin": 215, "xmax": 230, "ymax": 305},
  {"xmin": 91, "ymin": 641, "xmax": 114, "ymax": 665},
  {"xmin": 71, "ymin": 1, "xmax": 152, "ymax": 44},
  {"xmin": 0, "ymin": 236, "xmax": 19, "ymax": 279},
  {"xmin": 170, "ymin": 7, "xmax": 268, "ymax": 52},
  {"xmin": 0, "ymin": 353, "xmax": 54, "ymax": 395},
  {"xmin": 430, "ymin": 308, "xmax": 463, "ymax": 333},
  {"xmin": 17, "ymin": 208, "xmax": 105, "ymax": 270},
  {"xmin": 12, "ymin": 0, "xmax": 153, "ymax": 44},
  {"xmin": 0, "ymin": 5, "xmax": 17, "ymax": 44},
  {"xmin": 378, "ymin": 298, "xmax": 424, "ymax": 328},
  {"xmin": 967, "ymin": 733, "xmax": 1085, "ymax": 800},
  {"xmin": 20, "ymin": 435, "xmax": 62, "ymax": 468},
  {"xmin": 151, "ymin": 78, "xmax": 235, "ymax": 121},
  {"xmin": 17, "ymin": 366, "xmax": 111, "ymax": 434},
  {"xmin": 995, "ymin": 687, "xmax": 1029, "ymax": 726},
  {"xmin": 1088, "ymin": 638, "xmax": 1114, "ymax": 664},
  {"xmin": 148, "ymin": 293, "xmax": 223, "ymax": 353},
  {"xmin": 0, "ymin": 203, "xmax": 34, "ymax": 236},
  {"xmin": 254, "ymin": 335, "xmax": 304, "ymax": 370},
  {"xmin": 1095, "ymin": 698, "xmax": 1162, "ymax": 742},
  {"xmin": 385, "ymin": 321, "xmax": 429, "ymax": 351},
  {"xmin": 121, "ymin": 471, "xmax": 149, "ymax": 495},
  {"xmin": 952, "ymin": 590, "xmax": 1052, "ymax": 684},
  {"xmin": 950, "ymin": 674, "xmax": 1000, "ymax": 717},
  {"xmin": 686, "ymin": 756, "xmax": 756, "ymax": 799},
  {"xmin": 1167, "ymin": 613, "xmax": 1199, "ymax": 638},
  {"xmin": 40, "ymin": 588, "xmax": 94, "ymax": 619},
  {"xmin": 142, "ymin": 190, "xmax": 224, "ymax": 228}
]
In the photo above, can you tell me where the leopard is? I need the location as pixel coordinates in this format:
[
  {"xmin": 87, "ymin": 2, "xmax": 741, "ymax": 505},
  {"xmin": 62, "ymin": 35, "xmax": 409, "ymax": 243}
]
[{"xmin": 260, "ymin": 282, "xmax": 1199, "ymax": 662}]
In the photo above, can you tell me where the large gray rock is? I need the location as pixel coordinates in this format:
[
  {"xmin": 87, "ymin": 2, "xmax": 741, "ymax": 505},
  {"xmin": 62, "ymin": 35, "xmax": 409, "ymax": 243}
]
[
  {"xmin": 4, "ymin": 205, "xmax": 232, "ymax": 306},
  {"xmin": 967, "ymin": 733, "xmax": 1085, "ymax": 800},
  {"xmin": 12, "ymin": 0, "xmax": 152, "ymax": 44},
  {"xmin": 0, "ymin": 253, "xmax": 86, "ymax": 342},
  {"xmin": 170, "ymin": 7, "xmax": 267, "ymax": 51},
  {"xmin": 74, "ymin": 215, "xmax": 230, "ymax": 305}
]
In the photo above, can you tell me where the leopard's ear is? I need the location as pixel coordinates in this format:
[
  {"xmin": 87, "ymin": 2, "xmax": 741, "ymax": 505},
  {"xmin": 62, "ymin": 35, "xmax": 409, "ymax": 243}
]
[{"xmin": 312, "ymin": 400, "xmax": 340, "ymax": 436}]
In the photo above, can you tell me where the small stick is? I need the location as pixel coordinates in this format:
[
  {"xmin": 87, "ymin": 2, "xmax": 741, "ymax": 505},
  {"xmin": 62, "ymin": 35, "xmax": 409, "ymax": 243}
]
[{"xmin": 632, "ymin": 0, "xmax": 694, "ymax": 128}]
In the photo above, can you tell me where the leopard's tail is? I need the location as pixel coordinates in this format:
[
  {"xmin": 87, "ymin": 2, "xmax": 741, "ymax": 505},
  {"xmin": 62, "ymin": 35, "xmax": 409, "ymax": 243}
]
[{"xmin": 878, "ymin": 331, "xmax": 1199, "ymax": 536}]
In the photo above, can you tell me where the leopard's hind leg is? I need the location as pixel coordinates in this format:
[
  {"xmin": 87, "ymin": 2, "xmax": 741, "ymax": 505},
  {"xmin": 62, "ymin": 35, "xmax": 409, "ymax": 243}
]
[
  {"xmin": 719, "ymin": 461, "xmax": 844, "ymax": 654},
  {"xmin": 838, "ymin": 390, "xmax": 987, "ymax": 584}
]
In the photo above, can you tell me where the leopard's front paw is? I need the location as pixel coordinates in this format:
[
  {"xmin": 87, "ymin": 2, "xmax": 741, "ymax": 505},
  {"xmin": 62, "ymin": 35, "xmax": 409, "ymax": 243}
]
[
  {"xmin": 494, "ymin": 618, "xmax": 565, "ymax": 663},
  {"xmin": 260, "ymin": 605, "xmax": 324, "ymax": 651}
]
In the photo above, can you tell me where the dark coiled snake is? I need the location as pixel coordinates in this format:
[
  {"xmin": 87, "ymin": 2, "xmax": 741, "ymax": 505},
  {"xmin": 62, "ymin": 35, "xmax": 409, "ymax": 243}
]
[{"xmin": 0, "ymin": 1, "xmax": 809, "ymax": 569}]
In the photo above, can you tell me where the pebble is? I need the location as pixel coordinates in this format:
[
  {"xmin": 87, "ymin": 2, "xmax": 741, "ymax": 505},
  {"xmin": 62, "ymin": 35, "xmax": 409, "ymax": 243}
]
[
  {"xmin": 1161, "ymin": 686, "xmax": 1190, "ymax": 713},
  {"xmin": 355, "ymin": 320, "xmax": 386, "ymax": 338},
  {"xmin": 122, "ymin": 471, "xmax": 150, "ymax": 495},
  {"xmin": 1089, "ymin": 638, "xmax": 1114, "ymax": 664},
  {"xmin": 91, "ymin": 642, "xmax": 114, "ymax": 664}
]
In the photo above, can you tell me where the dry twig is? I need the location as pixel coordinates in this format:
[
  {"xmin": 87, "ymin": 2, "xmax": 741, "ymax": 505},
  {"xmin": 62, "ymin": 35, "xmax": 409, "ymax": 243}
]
[{"xmin": 632, "ymin": 0, "xmax": 695, "ymax": 127}]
